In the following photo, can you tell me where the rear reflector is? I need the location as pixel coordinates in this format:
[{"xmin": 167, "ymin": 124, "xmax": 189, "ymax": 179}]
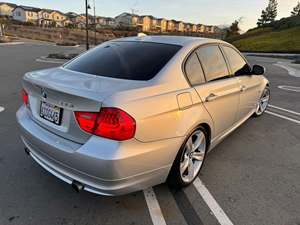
[
  {"xmin": 75, "ymin": 108, "xmax": 136, "ymax": 141},
  {"xmin": 21, "ymin": 89, "xmax": 29, "ymax": 106}
]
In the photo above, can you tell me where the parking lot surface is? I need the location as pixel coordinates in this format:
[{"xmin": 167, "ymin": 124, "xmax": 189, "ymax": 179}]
[{"xmin": 0, "ymin": 41, "xmax": 299, "ymax": 225}]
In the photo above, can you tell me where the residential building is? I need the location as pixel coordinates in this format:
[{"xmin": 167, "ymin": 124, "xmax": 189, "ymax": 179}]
[
  {"xmin": 167, "ymin": 20, "xmax": 175, "ymax": 32},
  {"xmin": 38, "ymin": 9, "xmax": 53, "ymax": 26},
  {"xmin": 73, "ymin": 14, "xmax": 93, "ymax": 28},
  {"xmin": 197, "ymin": 24, "xmax": 205, "ymax": 33},
  {"xmin": 141, "ymin": 15, "xmax": 153, "ymax": 32},
  {"xmin": 115, "ymin": 12, "xmax": 135, "ymax": 27},
  {"xmin": 192, "ymin": 24, "xmax": 197, "ymax": 33},
  {"xmin": 12, "ymin": 6, "xmax": 40, "ymax": 24},
  {"xmin": 50, "ymin": 10, "xmax": 66, "ymax": 27},
  {"xmin": 205, "ymin": 25, "xmax": 215, "ymax": 33},
  {"xmin": 0, "ymin": 2, "xmax": 16, "ymax": 17},
  {"xmin": 96, "ymin": 16, "xmax": 116, "ymax": 28},
  {"xmin": 184, "ymin": 23, "xmax": 192, "ymax": 32},
  {"xmin": 174, "ymin": 21, "xmax": 185, "ymax": 32},
  {"xmin": 157, "ymin": 18, "xmax": 167, "ymax": 32}
]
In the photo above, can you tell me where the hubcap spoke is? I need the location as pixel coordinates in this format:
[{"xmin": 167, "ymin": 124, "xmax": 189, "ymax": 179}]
[
  {"xmin": 180, "ymin": 155, "xmax": 189, "ymax": 174},
  {"xmin": 187, "ymin": 159, "xmax": 194, "ymax": 181},
  {"xmin": 186, "ymin": 137, "xmax": 193, "ymax": 153},
  {"xmin": 193, "ymin": 133, "xmax": 204, "ymax": 151},
  {"xmin": 192, "ymin": 152, "xmax": 204, "ymax": 161}
]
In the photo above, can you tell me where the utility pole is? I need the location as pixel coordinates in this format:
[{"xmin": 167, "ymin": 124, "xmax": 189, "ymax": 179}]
[
  {"xmin": 85, "ymin": 0, "xmax": 89, "ymax": 50},
  {"xmin": 94, "ymin": 0, "xmax": 96, "ymax": 46}
]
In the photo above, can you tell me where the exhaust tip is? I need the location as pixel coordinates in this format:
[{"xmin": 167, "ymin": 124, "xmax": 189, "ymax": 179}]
[
  {"xmin": 72, "ymin": 180, "xmax": 84, "ymax": 193},
  {"xmin": 24, "ymin": 147, "xmax": 30, "ymax": 155}
]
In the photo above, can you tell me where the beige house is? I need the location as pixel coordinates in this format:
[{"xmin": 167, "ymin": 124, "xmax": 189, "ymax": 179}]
[
  {"xmin": 192, "ymin": 24, "xmax": 197, "ymax": 33},
  {"xmin": 184, "ymin": 23, "xmax": 192, "ymax": 32},
  {"xmin": 141, "ymin": 15, "xmax": 152, "ymax": 32},
  {"xmin": 167, "ymin": 20, "xmax": 175, "ymax": 32},
  {"xmin": 50, "ymin": 10, "xmax": 66, "ymax": 27},
  {"xmin": 0, "ymin": 2, "xmax": 17, "ymax": 17},
  {"xmin": 205, "ymin": 25, "xmax": 215, "ymax": 33},
  {"xmin": 175, "ymin": 21, "xmax": 185, "ymax": 32},
  {"xmin": 12, "ymin": 6, "xmax": 40, "ymax": 24},
  {"xmin": 74, "ymin": 14, "xmax": 93, "ymax": 28},
  {"xmin": 197, "ymin": 24, "xmax": 205, "ymax": 33},
  {"xmin": 157, "ymin": 18, "xmax": 167, "ymax": 32},
  {"xmin": 96, "ymin": 16, "xmax": 116, "ymax": 28},
  {"xmin": 38, "ymin": 9, "xmax": 53, "ymax": 26}
]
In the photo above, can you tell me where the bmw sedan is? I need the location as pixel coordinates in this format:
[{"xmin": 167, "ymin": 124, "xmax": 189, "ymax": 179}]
[{"xmin": 16, "ymin": 36, "xmax": 270, "ymax": 196}]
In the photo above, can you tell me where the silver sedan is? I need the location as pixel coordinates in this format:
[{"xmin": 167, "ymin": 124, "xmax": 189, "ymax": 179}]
[{"xmin": 16, "ymin": 36, "xmax": 270, "ymax": 195}]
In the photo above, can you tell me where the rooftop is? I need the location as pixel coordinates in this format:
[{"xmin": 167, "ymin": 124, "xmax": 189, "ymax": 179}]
[
  {"xmin": 110, "ymin": 35, "xmax": 224, "ymax": 47},
  {"xmin": 0, "ymin": 2, "xmax": 16, "ymax": 7}
]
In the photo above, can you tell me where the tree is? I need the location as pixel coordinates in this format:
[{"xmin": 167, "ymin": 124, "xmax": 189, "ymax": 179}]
[
  {"xmin": 257, "ymin": 0, "xmax": 278, "ymax": 26},
  {"xmin": 265, "ymin": 0, "xmax": 278, "ymax": 23},
  {"xmin": 257, "ymin": 10, "xmax": 268, "ymax": 26},
  {"xmin": 291, "ymin": 1, "xmax": 300, "ymax": 16},
  {"xmin": 226, "ymin": 18, "xmax": 242, "ymax": 38}
]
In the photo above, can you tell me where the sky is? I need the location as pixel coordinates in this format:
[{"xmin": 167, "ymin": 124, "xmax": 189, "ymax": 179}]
[{"xmin": 7, "ymin": 0, "xmax": 299, "ymax": 31}]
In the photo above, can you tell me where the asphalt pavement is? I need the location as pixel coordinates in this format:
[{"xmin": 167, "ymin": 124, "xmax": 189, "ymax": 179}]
[{"xmin": 0, "ymin": 41, "xmax": 299, "ymax": 225}]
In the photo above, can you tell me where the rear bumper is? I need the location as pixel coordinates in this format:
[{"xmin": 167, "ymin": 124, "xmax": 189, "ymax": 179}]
[{"xmin": 16, "ymin": 106, "xmax": 183, "ymax": 196}]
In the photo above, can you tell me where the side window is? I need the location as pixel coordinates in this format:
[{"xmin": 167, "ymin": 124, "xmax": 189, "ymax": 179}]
[
  {"xmin": 222, "ymin": 46, "xmax": 251, "ymax": 76},
  {"xmin": 185, "ymin": 52, "xmax": 205, "ymax": 85},
  {"xmin": 196, "ymin": 45, "xmax": 229, "ymax": 82}
]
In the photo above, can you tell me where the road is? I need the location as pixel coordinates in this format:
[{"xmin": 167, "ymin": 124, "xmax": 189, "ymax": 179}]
[{"xmin": 0, "ymin": 41, "xmax": 299, "ymax": 225}]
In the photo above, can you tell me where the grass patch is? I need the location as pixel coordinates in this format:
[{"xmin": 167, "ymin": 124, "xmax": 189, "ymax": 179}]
[
  {"xmin": 47, "ymin": 53, "xmax": 78, "ymax": 60},
  {"xmin": 231, "ymin": 27, "xmax": 300, "ymax": 53}
]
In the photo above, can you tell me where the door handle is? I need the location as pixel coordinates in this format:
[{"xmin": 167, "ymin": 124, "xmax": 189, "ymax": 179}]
[
  {"xmin": 205, "ymin": 93, "xmax": 218, "ymax": 102},
  {"xmin": 240, "ymin": 85, "xmax": 247, "ymax": 92}
]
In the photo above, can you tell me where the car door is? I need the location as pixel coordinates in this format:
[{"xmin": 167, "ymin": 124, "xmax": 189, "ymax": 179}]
[
  {"xmin": 221, "ymin": 45, "xmax": 262, "ymax": 121},
  {"xmin": 186, "ymin": 45, "xmax": 240, "ymax": 138}
]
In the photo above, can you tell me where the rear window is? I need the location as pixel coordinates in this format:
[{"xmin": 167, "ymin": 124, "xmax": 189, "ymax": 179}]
[{"xmin": 64, "ymin": 41, "xmax": 182, "ymax": 81}]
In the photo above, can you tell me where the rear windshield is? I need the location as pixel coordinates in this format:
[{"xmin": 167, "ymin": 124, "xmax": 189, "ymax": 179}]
[{"xmin": 64, "ymin": 41, "xmax": 182, "ymax": 81}]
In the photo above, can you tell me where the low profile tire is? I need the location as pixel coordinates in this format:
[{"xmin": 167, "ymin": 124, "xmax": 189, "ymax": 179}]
[
  {"xmin": 253, "ymin": 86, "xmax": 270, "ymax": 117},
  {"xmin": 167, "ymin": 126, "xmax": 208, "ymax": 188}
]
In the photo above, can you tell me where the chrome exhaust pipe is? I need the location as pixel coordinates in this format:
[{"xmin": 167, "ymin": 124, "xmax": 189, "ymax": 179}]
[{"xmin": 72, "ymin": 180, "xmax": 84, "ymax": 193}]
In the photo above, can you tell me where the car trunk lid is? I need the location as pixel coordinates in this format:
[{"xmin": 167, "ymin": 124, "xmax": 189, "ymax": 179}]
[{"xmin": 22, "ymin": 67, "xmax": 145, "ymax": 144}]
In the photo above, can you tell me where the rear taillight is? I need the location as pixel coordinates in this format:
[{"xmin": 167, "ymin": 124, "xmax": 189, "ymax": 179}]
[
  {"xmin": 21, "ymin": 89, "xmax": 29, "ymax": 106},
  {"xmin": 75, "ymin": 108, "xmax": 136, "ymax": 141}
]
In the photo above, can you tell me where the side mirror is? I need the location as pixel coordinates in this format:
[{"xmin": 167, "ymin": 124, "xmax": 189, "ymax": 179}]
[{"xmin": 252, "ymin": 65, "xmax": 265, "ymax": 75}]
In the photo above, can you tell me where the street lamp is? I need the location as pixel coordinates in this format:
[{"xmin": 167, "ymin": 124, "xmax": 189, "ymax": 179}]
[{"xmin": 85, "ymin": 0, "xmax": 91, "ymax": 50}]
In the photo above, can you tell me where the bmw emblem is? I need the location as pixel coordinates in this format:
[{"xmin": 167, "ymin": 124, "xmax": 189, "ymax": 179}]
[{"xmin": 41, "ymin": 89, "xmax": 47, "ymax": 99}]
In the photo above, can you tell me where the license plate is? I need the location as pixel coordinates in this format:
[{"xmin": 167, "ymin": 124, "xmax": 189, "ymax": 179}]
[{"xmin": 40, "ymin": 101, "xmax": 63, "ymax": 125}]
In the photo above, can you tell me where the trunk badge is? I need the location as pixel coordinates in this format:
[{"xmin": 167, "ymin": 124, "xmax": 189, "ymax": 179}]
[{"xmin": 41, "ymin": 89, "xmax": 47, "ymax": 99}]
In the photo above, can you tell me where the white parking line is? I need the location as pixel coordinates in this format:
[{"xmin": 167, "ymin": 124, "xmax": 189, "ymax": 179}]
[
  {"xmin": 274, "ymin": 62, "xmax": 300, "ymax": 78},
  {"xmin": 193, "ymin": 178, "xmax": 234, "ymax": 225},
  {"xmin": 266, "ymin": 111, "xmax": 300, "ymax": 125},
  {"xmin": 0, "ymin": 42, "xmax": 24, "ymax": 46},
  {"xmin": 0, "ymin": 106, "xmax": 5, "ymax": 113},
  {"xmin": 35, "ymin": 58, "xmax": 65, "ymax": 64},
  {"xmin": 278, "ymin": 85, "xmax": 300, "ymax": 93},
  {"xmin": 143, "ymin": 188, "xmax": 167, "ymax": 225},
  {"xmin": 269, "ymin": 104, "xmax": 300, "ymax": 116}
]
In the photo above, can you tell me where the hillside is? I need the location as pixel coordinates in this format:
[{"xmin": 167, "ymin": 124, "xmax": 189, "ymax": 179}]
[{"xmin": 227, "ymin": 15, "xmax": 300, "ymax": 53}]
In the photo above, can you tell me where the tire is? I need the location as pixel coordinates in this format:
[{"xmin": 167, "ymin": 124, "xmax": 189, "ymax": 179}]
[
  {"xmin": 253, "ymin": 86, "xmax": 270, "ymax": 117},
  {"xmin": 167, "ymin": 126, "xmax": 208, "ymax": 188}
]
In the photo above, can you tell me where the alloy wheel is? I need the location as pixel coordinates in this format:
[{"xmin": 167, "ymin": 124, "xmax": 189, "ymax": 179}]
[
  {"xmin": 180, "ymin": 130, "xmax": 206, "ymax": 183},
  {"xmin": 256, "ymin": 87, "xmax": 270, "ymax": 116}
]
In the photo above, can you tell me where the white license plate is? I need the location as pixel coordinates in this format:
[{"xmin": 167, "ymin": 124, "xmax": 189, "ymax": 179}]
[{"xmin": 40, "ymin": 101, "xmax": 62, "ymax": 125}]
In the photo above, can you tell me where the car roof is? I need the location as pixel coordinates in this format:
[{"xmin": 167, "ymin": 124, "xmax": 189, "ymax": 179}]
[{"xmin": 111, "ymin": 35, "xmax": 227, "ymax": 47}]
